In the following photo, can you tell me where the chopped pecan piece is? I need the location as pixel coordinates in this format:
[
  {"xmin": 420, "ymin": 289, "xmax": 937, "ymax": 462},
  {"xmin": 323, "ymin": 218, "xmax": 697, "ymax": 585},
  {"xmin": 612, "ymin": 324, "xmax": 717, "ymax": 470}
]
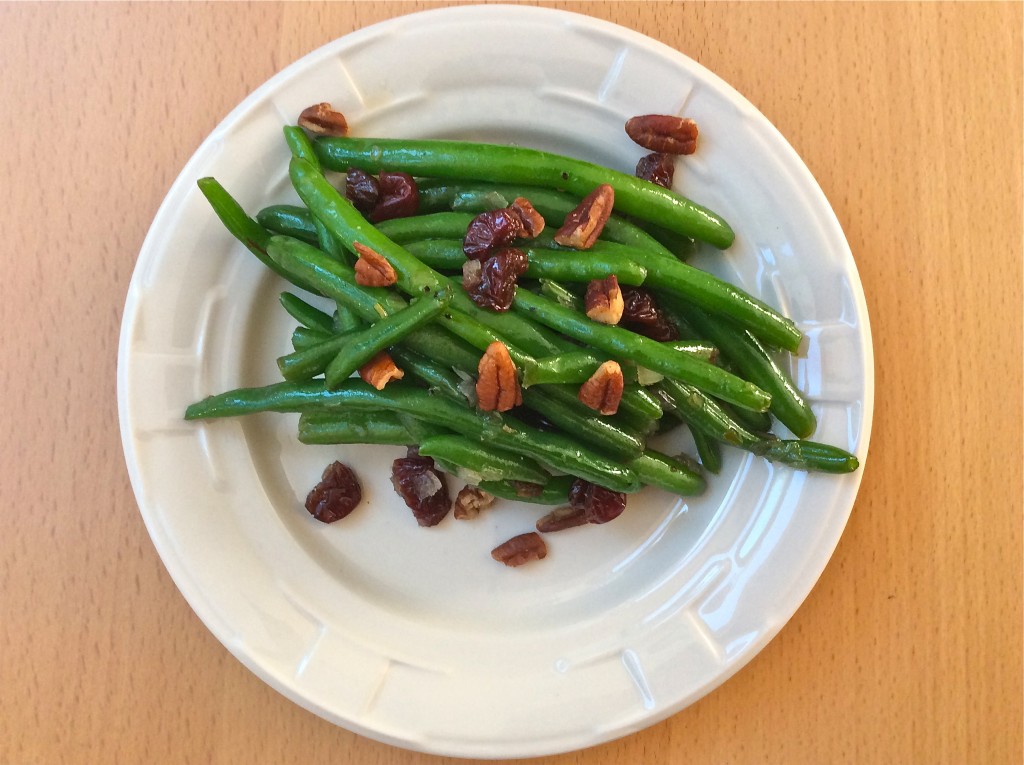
[
  {"xmin": 297, "ymin": 102, "xmax": 349, "ymax": 137},
  {"xmin": 353, "ymin": 242, "xmax": 397, "ymax": 287},
  {"xmin": 635, "ymin": 152, "xmax": 676, "ymax": 188},
  {"xmin": 578, "ymin": 360, "xmax": 625, "ymax": 415},
  {"xmin": 475, "ymin": 341, "xmax": 521, "ymax": 412},
  {"xmin": 625, "ymin": 115, "xmax": 698, "ymax": 155},
  {"xmin": 358, "ymin": 351, "xmax": 404, "ymax": 389},
  {"xmin": 536, "ymin": 505, "xmax": 588, "ymax": 533},
  {"xmin": 453, "ymin": 486, "xmax": 495, "ymax": 520},
  {"xmin": 491, "ymin": 532, "xmax": 547, "ymax": 567},
  {"xmin": 508, "ymin": 197, "xmax": 545, "ymax": 238},
  {"xmin": 585, "ymin": 275, "xmax": 624, "ymax": 325},
  {"xmin": 554, "ymin": 184, "xmax": 614, "ymax": 249}
]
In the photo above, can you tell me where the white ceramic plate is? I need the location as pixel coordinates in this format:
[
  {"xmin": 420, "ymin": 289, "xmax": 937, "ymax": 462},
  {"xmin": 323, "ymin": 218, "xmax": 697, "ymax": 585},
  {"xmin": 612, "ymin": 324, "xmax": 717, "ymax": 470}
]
[{"xmin": 118, "ymin": 5, "xmax": 873, "ymax": 758}]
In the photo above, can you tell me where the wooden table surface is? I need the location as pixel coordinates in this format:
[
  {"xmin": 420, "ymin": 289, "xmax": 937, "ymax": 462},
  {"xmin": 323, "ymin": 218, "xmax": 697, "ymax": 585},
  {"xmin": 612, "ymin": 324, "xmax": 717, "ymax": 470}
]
[{"xmin": 2, "ymin": 2, "xmax": 1020, "ymax": 763}]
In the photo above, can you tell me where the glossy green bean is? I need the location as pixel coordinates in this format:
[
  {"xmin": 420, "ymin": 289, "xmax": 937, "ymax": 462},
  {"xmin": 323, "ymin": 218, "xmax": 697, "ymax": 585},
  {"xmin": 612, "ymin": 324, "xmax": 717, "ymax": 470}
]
[
  {"xmin": 298, "ymin": 411, "xmax": 416, "ymax": 445},
  {"xmin": 626, "ymin": 450, "xmax": 705, "ymax": 496},
  {"xmin": 513, "ymin": 289, "xmax": 772, "ymax": 412},
  {"xmin": 375, "ymin": 212, "xmax": 474, "ymax": 244},
  {"xmin": 674, "ymin": 301, "xmax": 816, "ymax": 437},
  {"xmin": 324, "ymin": 291, "xmax": 451, "ymax": 388},
  {"xmin": 184, "ymin": 379, "xmax": 640, "ymax": 492},
  {"xmin": 522, "ymin": 344, "xmax": 716, "ymax": 387},
  {"xmin": 388, "ymin": 346, "xmax": 469, "ymax": 403},
  {"xmin": 689, "ymin": 426, "xmax": 722, "ymax": 475},
  {"xmin": 291, "ymin": 325, "xmax": 332, "ymax": 352},
  {"xmin": 279, "ymin": 292, "xmax": 335, "ymax": 334},
  {"xmin": 256, "ymin": 205, "xmax": 319, "ymax": 243},
  {"xmin": 313, "ymin": 137, "xmax": 735, "ymax": 248},
  {"xmin": 519, "ymin": 386, "xmax": 645, "ymax": 461},
  {"xmin": 418, "ymin": 435, "xmax": 550, "ymax": 484},
  {"xmin": 537, "ymin": 279, "xmax": 582, "ymax": 310}
]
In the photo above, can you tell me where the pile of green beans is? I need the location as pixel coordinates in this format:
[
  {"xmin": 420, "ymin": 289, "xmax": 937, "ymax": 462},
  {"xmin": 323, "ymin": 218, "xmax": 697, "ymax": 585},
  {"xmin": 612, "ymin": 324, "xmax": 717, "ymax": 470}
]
[{"xmin": 186, "ymin": 124, "xmax": 859, "ymax": 515}]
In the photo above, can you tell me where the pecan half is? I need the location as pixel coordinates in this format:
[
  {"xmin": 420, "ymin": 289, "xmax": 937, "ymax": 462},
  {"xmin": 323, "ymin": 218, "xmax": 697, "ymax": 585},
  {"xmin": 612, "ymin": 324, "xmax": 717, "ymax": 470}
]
[
  {"xmin": 585, "ymin": 275, "xmax": 624, "ymax": 325},
  {"xmin": 508, "ymin": 197, "xmax": 545, "ymax": 238},
  {"xmin": 625, "ymin": 115, "xmax": 698, "ymax": 155},
  {"xmin": 554, "ymin": 184, "xmax": 614, "ymax": 249},
  {"xmin": 476, "ymin": 341, "xmax": 521, "ymax": 412},
  {"xmin": 358, "ymin": 351, "xmax": 404, "ymax": 389},
  {"xmin": 298, "ymin": 102, "xmax": 349, "ymax": 137},
  {"xmin": 491, "ymin": 532, "xmax": 547, "ymax": 567},
  {"xmin": 453, "ymin": 486, "xmax": 495, "ymax": 520},
  {"xmin": 536, "ymin": 505, "xmax": 588, "ymax": 533},
  {"xmin": 353, "ymin": 242, "xmax": 397, "ymax": 286},
  {"xmin": 578, "ymin": 360, "xmax": 624, "ymax": 415}
]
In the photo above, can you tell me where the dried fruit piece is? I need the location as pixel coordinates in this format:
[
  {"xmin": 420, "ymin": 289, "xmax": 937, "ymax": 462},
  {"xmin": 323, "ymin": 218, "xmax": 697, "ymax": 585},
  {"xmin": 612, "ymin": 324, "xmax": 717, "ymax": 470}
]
[
  {"xmin": 536, "ymin": 505, "xmax": 588, "ymax": 533},
  {"xmin": 463, "ymin": 247, "xmax": 529, "ymax": 312},
  {"xmin": 476, "ymin": 341, "xmax": 521, "ymax": 412},
  {"xmin": 353, "ymin": 242, "xmax": 397, "ymax": 287},
  {"xmin": 391, "ymin": 451, "xmax": 451, "ymax": 527},
  {"xmin": 554, "ymin": 184, "xmax": 614, "ymax": 249},
  {"xmin": 345, "ymin": 168, "xmax": 380, "ymax": 214},
  {"xmin": 510, "ymin": 481, "xmax": 544, "ymax": 498},
  {"xmin": 585, "ymin": 275, "xmax": 624, "ymax": 325},
  {"xmin": 625, "ymin": 115, "xmax": 699, "ymax": 155},
  {"xmin": 298, "ymin": 102, "xmax": 349, "ymax": 136},
  {"xmin": 454, "ymin": 486, "xmax": 495, "ymax": 520},
  {"xmin": 578, "ymin": 360, "xmax": 625, "ymax": 415},
  {"xmin": 463, "ymin": 208, "xmax": 524, "ymax": 259},
  {"xmin": 491, "ymin": 532, "xmax": 548, "ymax": 567},
  {"xmin": 568, "ymin": 478, "xmax": 627, "ymax": 524},
  {"xmin": 620, "ymin": 286, "xmax": 679, "ymax": 341},
  {"xmin": 508, "ymin": 197, "xmax": 545, "ymax": 238},
  {"xmin": 358, "ymin": 351, "xmax": 404, "ymax": 390},
  {"xmin": 304, "ymin": 461, "xmax": 361, "ymax": 523},
  {"xmin": 369, "ymin": 171, "xmax": 419, "ymax": 222},
  {"xmin": 635, "ymin": 152, "xmax": 675, "ymax": 188}
]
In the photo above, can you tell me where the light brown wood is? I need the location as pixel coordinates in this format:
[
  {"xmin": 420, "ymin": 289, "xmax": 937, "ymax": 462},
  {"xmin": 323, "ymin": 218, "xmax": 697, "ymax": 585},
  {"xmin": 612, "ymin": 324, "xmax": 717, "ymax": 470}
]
[{"xmin": 1, "ymin": 2, "xmax": 1020, "ymax": 763}]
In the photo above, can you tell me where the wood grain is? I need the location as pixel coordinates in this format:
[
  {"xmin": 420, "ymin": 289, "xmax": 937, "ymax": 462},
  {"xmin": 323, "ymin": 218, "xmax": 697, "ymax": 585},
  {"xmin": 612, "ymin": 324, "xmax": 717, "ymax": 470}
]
[{"xmin": 0, "ymin": 3, "xmax": 1019, "ymax": 763}]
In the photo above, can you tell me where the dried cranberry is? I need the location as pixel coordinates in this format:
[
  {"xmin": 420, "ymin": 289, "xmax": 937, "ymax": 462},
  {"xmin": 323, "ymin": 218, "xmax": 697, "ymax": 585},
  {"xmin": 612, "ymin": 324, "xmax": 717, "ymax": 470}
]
[
  {"xmin": 568, "ymin": 478, "xmax": 627, "ymax": 524},
  {"xmin": 463, "ymin": 247, "xmax": 529, "ymax": 312},
  {"xmin": 635, "ymin": 152, "xmax": 675, "ymax": 189},
  {"xmin": 619, "ymin": 286, "xmax": 679, "ymax": 341},
  {"xmin": 304, "ymin": 461, "xmax": 362, "ymax": 523},
  {"xmin": 345, "ymin": 168, "xmax": 380, "ymax": 214},
  {"xmin": 463, "ymin": 208, "xmax": 524, "ymax": 260},
  {"xmin": 369, "ymin": 171, "xmax": 419, "ymax": 222},
  {"xmin": 391, "ymin": 453, "xmax": 451, "ymax": 526},
  {"xmin": 536, "ymin": 506, "xmax": 588, "ymax": 533}
]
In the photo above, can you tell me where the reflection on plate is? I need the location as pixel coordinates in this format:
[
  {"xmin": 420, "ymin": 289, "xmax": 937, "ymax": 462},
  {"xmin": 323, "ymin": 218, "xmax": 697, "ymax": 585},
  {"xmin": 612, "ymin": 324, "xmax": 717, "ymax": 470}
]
[{"xmin": 117, "ymin": 5, "xmax": 872, "ymax": 758}]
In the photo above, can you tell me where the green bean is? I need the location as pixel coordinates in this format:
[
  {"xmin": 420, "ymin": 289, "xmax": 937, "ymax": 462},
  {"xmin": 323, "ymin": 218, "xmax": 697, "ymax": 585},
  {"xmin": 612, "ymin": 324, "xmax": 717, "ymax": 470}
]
[
  {"xmin": 284, "ymin": 125, "xmax": 321, "ymax": 169},
  {"xmin": 418, "ymin": 435, "xmax": 550, "ymax": 484},
  {"xmin": 529, "ymin": 238, "xmax": 802, "ymax": 352},
  {"xmin": 723, "ymin": 402, "xmax": 773, "ymax": 435},
  {"xmin": 633, "ymin": 220, "xmax": 699, "ymax": 261},
  {"xmin": 291, "ymin": 326, "xmax": 332, "ymax": 352},
  {"xmin": 656, "ymin": 378, "xmax": 857, "ymax": 473},
  {"xmin": 196, "ymin": 178, "xmax": 320, "ymax": 293},
  {"xmin": 388, "ymin": 346, "xmax": 469, "ymax": 403},
  {"xmin": 626, "ymin": 450, "xmax": 705, "ymax": 496},
  {"xmin": 689, "ymin": 426, "xmax": 722, "ymax": 475},
  {"xmin": 333, "ymin": 304, "xmax": 361, "ymax": 333},
  {"xmin": 522, "ymin": 344, "xmax": 716, "ymax": 387},
  {"xmin": 478, "ymin": 475, "xmax": 575, "ymax": 505},
  {"xmin": 256, "ymin": 205, "xmax": 319, "ymax": 243},
  {"xmin": 401, "ymin": 238, "xmax": 648, "ymax": 286},
  {"xmin": 278, "ymin": 333, "xmax": 350, "ymax": 381},
  {"xmin": 672, "ymin": 301, "xmax": 816, "ymax": 437},
  {"xmin": 184, "ymin": 379, "xmax": 640, "ymax": 492},
  {"xmin": 520, "ymin": 386, "xmax": 644, "ymax": 461},
  {"xmin": 279, "ymin": 292, "xmax": 335, "ymax": 334},
  {"xmin": 514, "ymin": 289, "xmax": 772, "ymax": 412},
  {"xmin": 298, "ymin": 411, "xmax": 417, "ymax": 445},
  {"xmin": 313, "ymin": 137, "xmax": 735, "ymax": 248},
  {"xmin": 375, "ymin": 212, "xmax": 474, "ymax": 243},
  {"xmin": 325, "ymin": 291, "xmax": 452, "ymax": 388}
]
